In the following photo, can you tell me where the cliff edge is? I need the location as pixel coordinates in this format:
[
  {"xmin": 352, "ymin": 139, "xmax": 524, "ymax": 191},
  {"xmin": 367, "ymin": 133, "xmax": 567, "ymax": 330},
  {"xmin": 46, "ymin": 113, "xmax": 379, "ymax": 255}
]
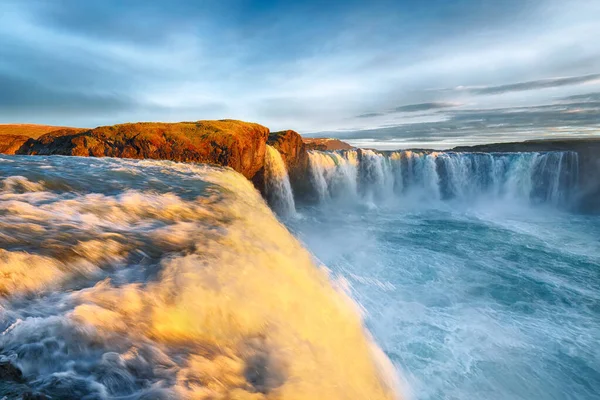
[{"xmin": 15, "ymin": 120, "xmax": 269, "ymax": 179}]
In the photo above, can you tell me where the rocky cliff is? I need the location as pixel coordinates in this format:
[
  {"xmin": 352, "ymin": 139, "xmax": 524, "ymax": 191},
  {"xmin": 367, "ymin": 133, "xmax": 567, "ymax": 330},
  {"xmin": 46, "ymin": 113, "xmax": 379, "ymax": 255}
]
[
  {"xmin": 453, "ymin": 138, "xmax": 600, "ymax": 213},
  {"xmin": 269, "ymin": 130, "xmax": 310, "ymax": 184},
  {"xmin": 0, "ymin": 121, "xmax": 314, "ymax": 202},
  {"xmin": 251, "ymin": 129, "xmax": 313, "ymax": 200},
  {"xmin": 0, "ymin": 134, "xmax": 30, "ymax": 155},
  {"xmin": 15, "ymin": 120, "xmax": 269, "ymax": 179}
]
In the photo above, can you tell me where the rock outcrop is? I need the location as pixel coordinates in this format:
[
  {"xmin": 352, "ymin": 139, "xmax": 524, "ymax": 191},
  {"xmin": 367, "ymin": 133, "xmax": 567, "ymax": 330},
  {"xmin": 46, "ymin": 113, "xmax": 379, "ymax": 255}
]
[
  {"xmin": 16, "ymin": 120, "xmax": 269, "ymax": 179},
  {"xmin": 0, "ymin": 134, "xmax": 30, "ymax": 155},
  {"xmin": 268, "ymin": 130, "xmax": 309, "ymax": 182},
  {"xmin": 453, "ymin": 138, "xmax": 600, "ymax": 213},
  {"xmin": 0, "ymin": 360, "xmax": 24, "ymax": 382},
  {"xmin": 303, "ymin": 137, "xmax": 353, "ymax": 151},
  {"xmin": 251, "ymin": 129, "xmax": 314, "ymax": 200}
]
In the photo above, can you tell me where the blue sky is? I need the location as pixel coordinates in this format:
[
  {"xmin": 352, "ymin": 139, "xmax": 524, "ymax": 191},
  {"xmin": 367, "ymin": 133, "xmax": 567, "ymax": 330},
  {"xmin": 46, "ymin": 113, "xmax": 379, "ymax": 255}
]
[{"xmin": 1, "ymin": 0, "xmax": 599, "ymax": 148}]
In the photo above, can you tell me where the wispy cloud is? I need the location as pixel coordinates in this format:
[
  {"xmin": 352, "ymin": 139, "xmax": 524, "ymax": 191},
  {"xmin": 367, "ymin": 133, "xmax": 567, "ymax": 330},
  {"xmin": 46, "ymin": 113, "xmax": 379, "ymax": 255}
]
[
  {"xmin": 356, "ymin": 102, "xmax": 458, "ymax": 118},
  {"xmin": 562, "ymin": 92, "xmax": 600, "ymax": 102},
  {"xmin": 394, "ymin": 102, "xmax": 458, "ymax": 112},
  {"xmin": 446, "ymin": 73, "xmax": 600, "ymax": 96},
  {"xmin": 356, "ymin": 112, "xmax": 385, "ymax": 119}
]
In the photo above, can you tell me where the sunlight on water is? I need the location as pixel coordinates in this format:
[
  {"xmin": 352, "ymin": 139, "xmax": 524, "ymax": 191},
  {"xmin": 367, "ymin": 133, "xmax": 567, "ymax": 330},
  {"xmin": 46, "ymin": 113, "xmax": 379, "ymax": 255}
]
[{"xmin": 0, "ymin": 156, "xmax": 398, "ymax": 400}]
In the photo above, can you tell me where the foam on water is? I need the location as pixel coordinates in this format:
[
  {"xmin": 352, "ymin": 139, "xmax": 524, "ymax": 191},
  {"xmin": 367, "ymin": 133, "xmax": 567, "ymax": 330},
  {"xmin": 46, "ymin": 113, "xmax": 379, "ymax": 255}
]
[
  {"xmin": 287, "ymin": 204, "xmax": 600, "ymax": 400},
  {"xmin": 0, "ymin": 156, "xmax": 398, "ymax": 400}
]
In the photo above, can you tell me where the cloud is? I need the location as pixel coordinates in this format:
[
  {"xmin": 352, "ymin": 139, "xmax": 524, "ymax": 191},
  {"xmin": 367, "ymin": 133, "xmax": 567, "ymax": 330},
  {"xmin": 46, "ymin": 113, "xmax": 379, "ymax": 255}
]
[
  {"xmin": 356, "ymin": 113, "xmax": 385, "ymax": 119},
  {"xmin": 562, "ymin": 92, "xmax": 600, "ymax": 102},
  {"xmin": 449, "ymin": 73, "xmax": 600, "ymax": 96},
  {"xmin": 393, "ymin": 102, "xmax": 458, "ymax": 113},
  {"xmin": 356, "ymin": 102, "xmax": 458, "ymax": 119},
  {"xmin": 313, "ymin": 101, "xmax": 600, "ymax": 146}
]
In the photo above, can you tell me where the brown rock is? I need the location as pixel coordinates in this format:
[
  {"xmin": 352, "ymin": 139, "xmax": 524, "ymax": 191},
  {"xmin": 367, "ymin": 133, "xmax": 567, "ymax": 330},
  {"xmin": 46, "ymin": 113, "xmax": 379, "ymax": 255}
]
[
  {"xmin": 17, "ymin": 120, "xmax": 269, "ymax": 179},
  {"xmin": 0, "ymin": 134, "xmax": 31, "ymax": 155},
  {"xmin": 262, "ymin": 130, "xmax": 314, "ymax": 200},
  {"xmin": 268, "ymin": 130, "xmax": 309, "ymax": 180}
]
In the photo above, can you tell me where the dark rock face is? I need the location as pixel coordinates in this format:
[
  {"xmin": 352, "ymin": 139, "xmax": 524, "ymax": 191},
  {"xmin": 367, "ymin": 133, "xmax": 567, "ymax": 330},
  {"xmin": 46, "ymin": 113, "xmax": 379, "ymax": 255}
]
[
  {"xmin": 0, "ymin": 360, "xmax": 24, "ymax": 382},
  {"xmin": 265, "ymin": 130, "xmax": 314, "ymax": 201},
  {"xmin": 453, "ymin": 138, "xmax": 600, "ymax": 213},
  {"xmin": 15, "ymin": 120, "xmax": 269, "ymax": 179},
  {"xmin": 268, "ymin": 130, "xmax": 309, "ymax": 182},
  {"xmin": 0, "ymin": 134, "xmax": 30, "ymax": 155}
]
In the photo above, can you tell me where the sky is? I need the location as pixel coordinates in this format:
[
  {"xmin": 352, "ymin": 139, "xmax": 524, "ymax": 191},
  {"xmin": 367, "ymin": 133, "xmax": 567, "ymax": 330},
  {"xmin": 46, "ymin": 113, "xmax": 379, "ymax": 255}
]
[{"xmin": 1, "ymin": 0, "xmax": 600, "ymax": 149}]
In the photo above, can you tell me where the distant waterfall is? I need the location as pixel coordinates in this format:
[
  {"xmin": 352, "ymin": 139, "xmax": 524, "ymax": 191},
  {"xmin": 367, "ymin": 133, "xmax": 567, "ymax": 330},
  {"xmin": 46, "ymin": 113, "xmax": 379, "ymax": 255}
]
[
  {"xmin": 307, "ymin": 149, "xmax": 579, "ymax": 208},
  {"xmin": 308, "ymin": 150, "xmax": 359, "ymax": 202},
  {"xmin": 264, "ymin": 145, "xmax": 296, "ymax": 216}
]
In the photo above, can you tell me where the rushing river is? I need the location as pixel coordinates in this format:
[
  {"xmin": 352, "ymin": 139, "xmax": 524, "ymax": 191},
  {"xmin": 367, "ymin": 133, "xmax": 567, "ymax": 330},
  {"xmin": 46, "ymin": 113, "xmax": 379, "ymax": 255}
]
[{"xmin": 0, "ymin": 151, "xmax": 598, "ymax": 400}]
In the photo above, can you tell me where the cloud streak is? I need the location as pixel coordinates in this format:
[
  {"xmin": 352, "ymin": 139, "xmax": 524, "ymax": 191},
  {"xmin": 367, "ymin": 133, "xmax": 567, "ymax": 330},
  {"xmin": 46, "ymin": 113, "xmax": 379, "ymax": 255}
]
[
  {"xmin": 394, "ymin": 102, "xmax": 458, "ymax": 112},
  {"xmin": 357, "ymin": 102, "xmax": 458, "ymax": 118},
  {"xmin": 448, "ymin": 73, "xmax": 600, "ymax": 96}
]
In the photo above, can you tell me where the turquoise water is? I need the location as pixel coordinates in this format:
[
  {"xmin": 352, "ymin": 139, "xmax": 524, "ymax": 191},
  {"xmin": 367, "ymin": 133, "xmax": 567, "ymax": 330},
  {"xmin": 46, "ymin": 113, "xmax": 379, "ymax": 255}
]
[{"xmin": 289, "ymin": 203, "xmax": 600, "ymax": 399}]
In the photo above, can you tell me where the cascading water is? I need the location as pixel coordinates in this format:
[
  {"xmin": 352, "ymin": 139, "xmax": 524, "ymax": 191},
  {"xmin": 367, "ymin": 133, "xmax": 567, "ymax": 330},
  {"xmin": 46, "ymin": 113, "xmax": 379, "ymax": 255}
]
[
  {"xmin": 307, "ymin": 150, "xmax": 358, "ymax": 202},
  {"xmin": 307, "ymin": 149, "xmax": 579, "ymax": 208},
  {"xmin": 0, "ymin": 155, "xmax": 398, "ymax": 400},
  {"xmin": 1, "ymin": 149, "xmax": 595, "ymax": 400},
  {"xmin": 264, "ymin": 145, "xmax": 296, "ymax": 216},
  {"xmin": 294, "ymin": 148, "xmax": 598, "ymax": 400}
]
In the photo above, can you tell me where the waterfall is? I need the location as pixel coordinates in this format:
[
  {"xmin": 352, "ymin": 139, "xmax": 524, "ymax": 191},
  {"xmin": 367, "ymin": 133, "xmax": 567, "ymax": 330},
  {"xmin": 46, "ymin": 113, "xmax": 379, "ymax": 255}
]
[
  {"xmin": 306, "ymin": 149, "xmax": 579, "ymax": 208},
  {"xmin": 264, "ymin": 145, "xmax": 296, "ymax": 216},
  {"xmin": 307, "ymin": 150, "xmax": 358, "ymax": 202}
]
